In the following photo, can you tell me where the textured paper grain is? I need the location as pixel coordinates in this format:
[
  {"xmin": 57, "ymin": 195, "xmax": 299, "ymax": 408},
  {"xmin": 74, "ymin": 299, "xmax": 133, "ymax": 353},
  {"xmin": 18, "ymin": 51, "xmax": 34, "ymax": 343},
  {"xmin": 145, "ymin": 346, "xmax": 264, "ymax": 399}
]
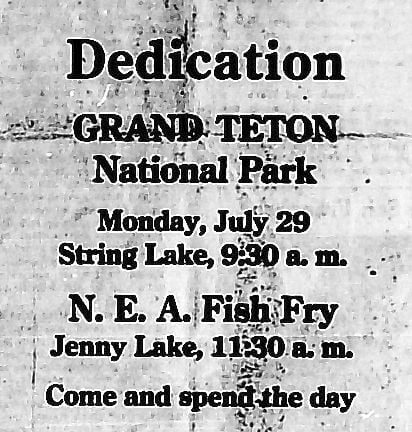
[{"xmin": 1, "ymin": 0, "xmax": 412, "ymax": 430}]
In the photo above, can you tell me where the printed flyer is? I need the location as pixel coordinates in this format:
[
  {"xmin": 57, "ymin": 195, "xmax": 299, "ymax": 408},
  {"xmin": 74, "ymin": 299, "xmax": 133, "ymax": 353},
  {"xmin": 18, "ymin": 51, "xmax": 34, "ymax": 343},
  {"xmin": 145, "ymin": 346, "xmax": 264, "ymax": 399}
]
[{"xmin": 1, "ymin": 1, "xmax": 411, "ymax": 431}]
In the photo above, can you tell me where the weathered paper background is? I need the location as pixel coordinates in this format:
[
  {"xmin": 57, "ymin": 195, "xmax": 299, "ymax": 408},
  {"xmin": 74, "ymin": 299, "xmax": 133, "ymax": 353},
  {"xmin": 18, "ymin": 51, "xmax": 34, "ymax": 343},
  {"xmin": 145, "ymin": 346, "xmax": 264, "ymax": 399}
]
[{"xmin": 1, "ymin": 0, "xmax": 412, "ymax": 430}]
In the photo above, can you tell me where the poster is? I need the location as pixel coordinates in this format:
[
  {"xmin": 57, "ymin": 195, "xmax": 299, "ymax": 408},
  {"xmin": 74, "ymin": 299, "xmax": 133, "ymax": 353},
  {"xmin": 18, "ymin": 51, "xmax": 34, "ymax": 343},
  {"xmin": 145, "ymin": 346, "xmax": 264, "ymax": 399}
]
[{"xmin": 1, "ymin": 1, "xmax": 411, "ymax": 430}]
